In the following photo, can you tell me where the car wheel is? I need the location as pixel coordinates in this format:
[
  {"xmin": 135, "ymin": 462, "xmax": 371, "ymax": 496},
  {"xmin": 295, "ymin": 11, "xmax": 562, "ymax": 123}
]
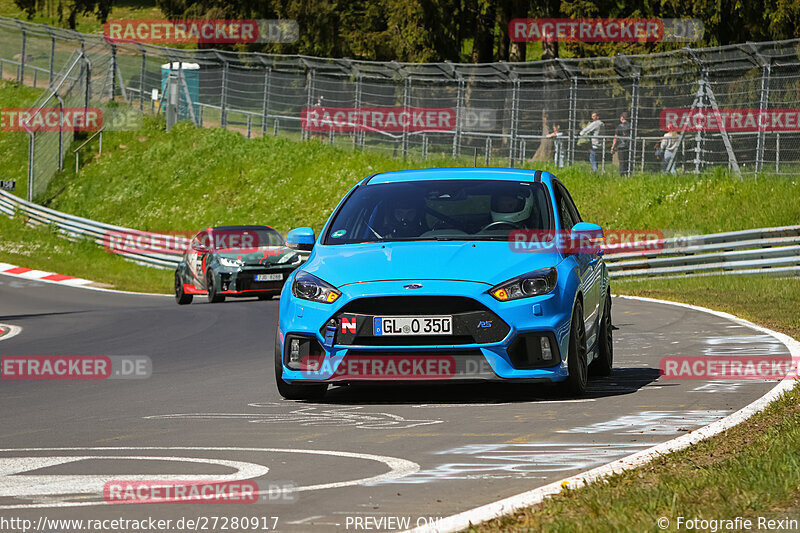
[
  {"xmin": 589, "ymin": 292, "xmax": 613, "ymax": 377},
  {"xmin": 206, "ymin": 271, "xmax": 225, "ymax": 303},
  {"xmin": 258, "ymin": 294, "xmax": 274, "ymax": 301},
  {"xmin": 175, "ymin": 271, "xmax": 193, "ymax": 305},
  {"xmin": 274, "ymin": 329, "xmax": 327, "ymax": 401},
  {"xmin": 560, "ymin": 300, "xmax": 588, "ymax": 396}
]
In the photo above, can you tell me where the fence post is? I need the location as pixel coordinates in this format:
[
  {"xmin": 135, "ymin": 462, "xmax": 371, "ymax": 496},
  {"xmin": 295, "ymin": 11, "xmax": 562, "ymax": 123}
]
[
  {"xmin": 755, "ymin": 62, "xmax": 770, "ymax": 178},
  {"xmin": 27, "ymin": 132, "xmax": 34, "ymax": 202},
  {"xmin": 220, "ymin": 56, "xmax": 229, "ymax": 129},
  {"xmin": 261, "ymin": 67, "xmax": 271, "ymax": 137},
  {"xmin": 56, "ymin": 95, "xmax": 64, "ymax": 171},
  {"xmin": 629, "ymin": 67, "xmax": 641, "ymax": 176},
  {"xmin": 139, "ymin": 47, "xmax": 146, "ymax": 111},
  {"xmin": 452, "ymin": 77, "xmax": 464, "ymax": 158},
  {"xmin": 776, "ymin": 133, "xmax": 780, "ymax": 173},
  {"xmin": 601, "ymin": 138, "xmax": 606, "ymax": 173},
  {"xmin": 49, "ymin": 35, "xmax": 55, "ymax": 86},
  {"xmin": 83, "ymin": 53, "xmax": 91, "ymax": 111},
  {"xmin": 567, "ymin": 75, "xmax": 577, "ymax": 165},
  {"xmin": 110, "ymin": 43, "xmax": 117, "ymax": 100},
  {"xmin": 509, "ymin": 77, "xmax": 520, "ymax": 167},
  {"xmin": 485, "ymin": 137, "xmax": 491, "ymax": 165},
  {"xmin": 353, "ymin": 70, "xmax": 362, "ymax": 149},
  {"xmin": 304, "ymin": 66, "xmax": 315, "ymax": 141},
  {"xmin": 18, "ymin": 27, "xmax": 26, "ymax": 83},
  {"xmin": 402, "ymin": 74, "xmax": 410, "ymax": 158}
]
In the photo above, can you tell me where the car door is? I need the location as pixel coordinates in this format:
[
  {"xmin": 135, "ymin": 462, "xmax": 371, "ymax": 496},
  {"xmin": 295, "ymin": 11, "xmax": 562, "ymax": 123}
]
[{"xmin": 554, "ymin": 182, "xmax": 601, "ymax": 347}]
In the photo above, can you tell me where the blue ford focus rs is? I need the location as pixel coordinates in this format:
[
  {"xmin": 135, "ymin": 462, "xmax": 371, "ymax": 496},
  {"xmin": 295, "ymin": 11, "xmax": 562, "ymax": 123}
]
[{"xmin": 275, "ymin": 168, "xmax": 612, "ymax": 400}]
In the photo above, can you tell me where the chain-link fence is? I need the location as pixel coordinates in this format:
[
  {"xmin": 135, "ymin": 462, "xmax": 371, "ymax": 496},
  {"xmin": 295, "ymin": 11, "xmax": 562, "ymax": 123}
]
[{"xmin": 2, "ymin": 15, "xmax": 800, "ymax": 202}]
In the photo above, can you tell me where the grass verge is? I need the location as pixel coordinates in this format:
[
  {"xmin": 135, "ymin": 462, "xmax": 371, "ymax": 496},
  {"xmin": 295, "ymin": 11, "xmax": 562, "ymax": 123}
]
[
  {"xmin": 37, "ymin": 116, "xmax": 800, "ymax": 236},
  {"xmin": 0, "ymin": 214, "xmax": 171, "ymax": 293},
  {"xmin": 467, "ymin": 276, "xmax": 800, "ymax": 533}
]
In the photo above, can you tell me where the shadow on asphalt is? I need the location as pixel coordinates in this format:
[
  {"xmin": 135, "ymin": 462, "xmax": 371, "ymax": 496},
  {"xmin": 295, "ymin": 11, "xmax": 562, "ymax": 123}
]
[{"xmin": 313, "ymin": 367, "xmax": 661, "ymax": 405}]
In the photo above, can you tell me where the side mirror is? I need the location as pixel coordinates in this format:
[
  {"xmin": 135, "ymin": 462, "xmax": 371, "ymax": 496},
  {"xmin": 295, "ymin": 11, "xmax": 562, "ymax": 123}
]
[
  {"xmin": 286, "ymin": 227, "xmax": 316, "ymax": 252},
  {"xmin": 191, "ymin": 243, "xmax": 210, "ymax": 253},
  {"xmin": 570, "ymin": 222, "xmax": 604, "ymax": 254}
]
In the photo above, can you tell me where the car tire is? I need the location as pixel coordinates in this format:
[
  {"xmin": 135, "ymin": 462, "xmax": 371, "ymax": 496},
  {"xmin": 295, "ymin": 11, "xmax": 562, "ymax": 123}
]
[
  {"xmin": 175, "ymin": 271, "xmax": 193, "ymax": 305},
  {"xmin": 258, "ymin": 294, "xmax": 274, "ymax": 301},
  {"xmin": 274, "ymin": 330, "xmax": 327, "ymax": 401},
  {"xmin": 206, "ymin": 271, "xmax": 225, "ymax": 303},
  {"xmin": 589, "ymin": 292, "xmax": 613, "ymax": 377},
  {"xmin": 559, "ymin": 301, "xmax": 588, "ymax": 396}
]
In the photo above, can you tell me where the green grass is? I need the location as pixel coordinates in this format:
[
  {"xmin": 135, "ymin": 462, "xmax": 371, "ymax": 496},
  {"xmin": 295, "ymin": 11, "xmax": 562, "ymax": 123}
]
[
  {"xmin": 0, "ymin": 81, "xmax": 45, "ymax": 200},
  {"xmin": 467, "ymin": 277, "xmax": 800, "ymax": 533},
  {"xmin": 0, "ymin": 213, "xmax": 171, "ymax": 293},
  {"xmin": 615, "ymin": 276, "xmax": 800, "ymax": 340},
  {"xmin": 470, "ymin": 380, "xmax": 800, "ymax": 533},
  {"xmin": 38, "ymin": 115, "xmax": 800, "ymax": 237}
]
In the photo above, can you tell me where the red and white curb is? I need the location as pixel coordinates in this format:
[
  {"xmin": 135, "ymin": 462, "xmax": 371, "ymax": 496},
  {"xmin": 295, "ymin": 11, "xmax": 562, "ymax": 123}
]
[
  {"xmin": 0, "ymin": 262, "xmax": 95, "ymax": 287},
  {"xmin": 406, "ymin": 295, "xmax": 800, "ymax": 533},
  {"xmin": 0, "ymin": 261, "xmax": 169, "ymax": 296}
]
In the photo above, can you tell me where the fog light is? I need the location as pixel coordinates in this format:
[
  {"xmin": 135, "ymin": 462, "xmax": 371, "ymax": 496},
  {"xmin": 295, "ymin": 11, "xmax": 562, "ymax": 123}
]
[
  {"xmin": 289, "ymin": 338, "xmax": 300, "ymax": 365},
  {"xmin": 540, "ymin": 337, "xmax": 553, "ymax": 361}
]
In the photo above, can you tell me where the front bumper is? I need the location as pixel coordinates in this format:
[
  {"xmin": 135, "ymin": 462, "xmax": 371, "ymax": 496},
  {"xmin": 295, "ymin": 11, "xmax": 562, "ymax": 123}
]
[
  {"xmin": 217, "ymin": 266, "xmax": 296, "ymax": 296},
  {"xmin": 278, "ymin": 279, "xmax": 574, "ymax": 384}
]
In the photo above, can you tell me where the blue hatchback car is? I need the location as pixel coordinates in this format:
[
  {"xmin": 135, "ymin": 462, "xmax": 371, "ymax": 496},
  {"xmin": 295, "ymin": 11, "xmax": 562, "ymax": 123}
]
[{"xmin": 275, "ymin": 168, "xmax": 612, "ymax": 399}]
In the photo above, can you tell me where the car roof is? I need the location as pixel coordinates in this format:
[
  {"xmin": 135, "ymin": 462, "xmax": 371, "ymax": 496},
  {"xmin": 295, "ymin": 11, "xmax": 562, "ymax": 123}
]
[{"xmin": 364, "ymin": 167, "xmax": 555, "ymax": 185}]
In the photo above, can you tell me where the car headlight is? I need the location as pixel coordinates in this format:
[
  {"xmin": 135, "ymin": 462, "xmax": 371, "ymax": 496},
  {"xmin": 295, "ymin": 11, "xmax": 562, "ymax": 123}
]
[
  {"xmin": 489, "ymin": 268, "xmax": 558, "ymax": 301},
  {"xmin": 292, "ymin": 271, "xmax": 341, "ymax": 303},
  {"xmin": 219, "ymin": 257, "xmax": 243, "ymax": 268}
]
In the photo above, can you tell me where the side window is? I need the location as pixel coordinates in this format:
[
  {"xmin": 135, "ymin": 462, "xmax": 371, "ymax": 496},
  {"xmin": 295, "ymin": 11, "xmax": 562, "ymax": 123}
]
[
  {"xmin": 555, "ymin": 188, "xmax": 575, "ymax": 230},
  {"xmin": 554, "ymin": 182, "xmax": 581, "ymax": 229},
  {"xmin": 561, "ymin": 186, "xmax": 582, "ymax": 224}
]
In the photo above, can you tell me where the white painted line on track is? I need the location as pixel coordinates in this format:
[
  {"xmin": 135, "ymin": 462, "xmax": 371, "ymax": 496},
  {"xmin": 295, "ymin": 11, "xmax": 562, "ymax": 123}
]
[
  {"xmin": 405, "ymin": 294, "xmax": 800, "ymax": 533},
  {"xmin": 0, "ymin": 324, "xmax": 22, "ymax": 341},
  {"xmin": 0, "ymin": 446, "xmax": 419, "ymax": 510}
]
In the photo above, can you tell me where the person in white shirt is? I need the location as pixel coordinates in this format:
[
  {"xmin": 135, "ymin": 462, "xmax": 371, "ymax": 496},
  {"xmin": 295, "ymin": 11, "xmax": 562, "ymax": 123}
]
[
  {"xmin": 579, "ymin": 111, "xmax": 604, "ymax": 173},
  {"xmin": 660, "ymin": 129, "xmax": 680, "ymax": 174},
  {"xmin": 546, "ymin": 124, "xmax": 565, "ymax": 168}
]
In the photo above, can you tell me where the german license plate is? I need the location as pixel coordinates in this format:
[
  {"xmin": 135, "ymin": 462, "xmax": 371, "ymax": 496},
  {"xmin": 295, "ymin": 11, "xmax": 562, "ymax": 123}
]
[
  {"xmin": 373, "ymin": 316, "xmax": 452, "ymax": 336},
  {"xmin": 255, "ymin": 273, "xmax": 282, "ymax": 282}
]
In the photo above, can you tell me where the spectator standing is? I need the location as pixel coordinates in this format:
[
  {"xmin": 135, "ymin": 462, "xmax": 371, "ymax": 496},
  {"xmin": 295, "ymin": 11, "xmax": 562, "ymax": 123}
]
[
  {"xmin": 546, "ymin": 124, "xmax": 565, "ymax": 168},
  {"xmin": 611, "ymin": 112, "xmax": 631, "ymax": 177},
  {"xmin": 579, "ymin": 111, "xmax": 604, "ymax": 173},
  {"xmin": 660, "ymin": 129, "xmax": 680, "ymax": 174}
]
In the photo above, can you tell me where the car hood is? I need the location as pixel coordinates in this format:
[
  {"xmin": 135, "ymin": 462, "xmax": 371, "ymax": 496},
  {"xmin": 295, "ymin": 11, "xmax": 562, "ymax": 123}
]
[
  {"xmin": 302, "ymin": 241, "xmax": 562, "ymax": 287},
  {"xmin": 217, "ymin": 247, "xmax": 298, "ymax": 266}
]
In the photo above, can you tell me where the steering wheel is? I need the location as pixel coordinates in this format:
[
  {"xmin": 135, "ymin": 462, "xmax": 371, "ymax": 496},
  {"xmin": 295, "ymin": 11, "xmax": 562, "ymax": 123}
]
[{"xmin": 479, "ymin": 220, "xmax": 522, "ymax": 232}]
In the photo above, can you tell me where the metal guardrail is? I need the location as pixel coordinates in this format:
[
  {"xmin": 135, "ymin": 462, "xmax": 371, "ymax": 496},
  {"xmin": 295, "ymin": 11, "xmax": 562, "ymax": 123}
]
[
  {"xmin": 0, "ymin": 189, "xmax": 181, "ymax": 269},
  {"xmin": 1, "ymin": 189, "xmax": 798, "ymax": 278},
  {"xmin": 604, "ymin": 225, "xmax": 800, "ymax": 279}
]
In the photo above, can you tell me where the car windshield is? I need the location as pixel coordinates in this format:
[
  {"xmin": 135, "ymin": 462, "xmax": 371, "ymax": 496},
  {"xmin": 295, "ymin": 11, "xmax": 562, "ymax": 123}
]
[
  {"xmin": 207, "ymin": 228, "xmax": 285, "ymax": 251},
  {"xmin": 324, "ymin": 179, "xmax": 552, "ymax": 244}
]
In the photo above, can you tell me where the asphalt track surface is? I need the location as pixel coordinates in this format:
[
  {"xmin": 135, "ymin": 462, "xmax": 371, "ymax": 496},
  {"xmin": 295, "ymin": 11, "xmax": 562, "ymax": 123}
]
[{"xmin": 0, "ymin": 273, "xmax": 788, "ymax": 532}]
